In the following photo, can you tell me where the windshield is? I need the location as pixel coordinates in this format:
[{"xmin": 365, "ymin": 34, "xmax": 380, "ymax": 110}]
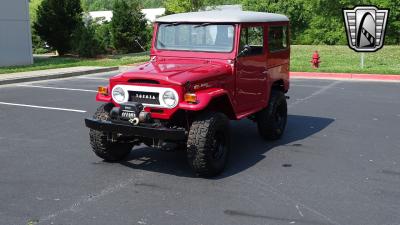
[{"xmin": 156, "ymin": 24, "xmax": 235, "ymax": 52}]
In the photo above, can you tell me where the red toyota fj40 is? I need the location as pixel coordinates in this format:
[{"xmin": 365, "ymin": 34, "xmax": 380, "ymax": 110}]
[{"xmin": 85, "ymin": 10, "xmax": 290, "ymax": 176}]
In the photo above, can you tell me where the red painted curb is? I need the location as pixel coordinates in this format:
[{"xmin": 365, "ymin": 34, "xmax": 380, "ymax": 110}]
[{"xmin": 290, "ymin": 72, "xmax": 400, "ymax": 81}]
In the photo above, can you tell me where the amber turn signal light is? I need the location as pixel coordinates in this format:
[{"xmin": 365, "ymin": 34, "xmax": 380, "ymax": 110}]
[
  {"xmin": 98, "ymin": 86, "xmax": 108, "ymax": 95},
  {"xmin": 184, "ymin": 93, "xmax": 197, "ymax": 103}
]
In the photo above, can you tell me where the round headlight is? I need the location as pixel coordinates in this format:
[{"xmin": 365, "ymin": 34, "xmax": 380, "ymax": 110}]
[
  {"xmin": 112, "ymin": 87, "xmax": 125, "ymax": 103},
  {"xmin": 162, "ymin": 91, "xmax": 177, "ymax": 107}
]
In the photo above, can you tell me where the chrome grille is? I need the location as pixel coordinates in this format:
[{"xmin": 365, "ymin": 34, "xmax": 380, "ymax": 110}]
[{"xmin": 128, "ymin": 91, "xmax": 160, "ymax": 105}]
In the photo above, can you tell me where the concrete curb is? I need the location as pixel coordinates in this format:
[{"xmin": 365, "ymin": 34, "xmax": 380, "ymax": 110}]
[
  {"xmin": 290, "ymin": 72, "xmax": 400, "ymax": 82},
  {"xmin": 0, "ymin": 67, "xmax": 119, "ymax": 86}
]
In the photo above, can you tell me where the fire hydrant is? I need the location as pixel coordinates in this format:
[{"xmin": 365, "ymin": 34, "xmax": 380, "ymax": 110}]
[{"xmin": 311, "ymin": 50, "xmax": 321, "ymax": 69}]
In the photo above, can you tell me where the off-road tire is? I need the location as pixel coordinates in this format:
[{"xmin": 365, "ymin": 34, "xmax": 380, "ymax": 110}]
[
  {"xmin": 89, "ymin": 103, "xmax": 133, "ymax": 161},
  {"xmin": 256, "ymin": 90, "xmax": 287, "ymax": 140},
  {"xmin": 187, "ymin": 112, "xmax": 230, "ymax": 177}
]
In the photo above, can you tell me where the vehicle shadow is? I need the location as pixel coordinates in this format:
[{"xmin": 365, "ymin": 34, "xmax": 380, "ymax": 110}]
[{"xmin": 119, "ymin": 115, "xmax": 335, "ymax": 178}]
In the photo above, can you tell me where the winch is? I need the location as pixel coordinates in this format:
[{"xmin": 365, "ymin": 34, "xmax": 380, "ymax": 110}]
[{"xmin": 110, "ymin": 102, "xmax": 151, "ymax": 125}]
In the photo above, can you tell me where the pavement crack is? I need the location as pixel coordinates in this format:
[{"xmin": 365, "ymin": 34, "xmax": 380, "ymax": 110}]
[
  {"xmin": 224, "ymin": 209, "xmax": 323, "ymax": 225},
  {"xmin": 237, "ymin": 176, "xmax": 343, "ymax": 225},
  {"xmin": 296, "ymin": 204, "xmax": 304, "ymax": 217}
]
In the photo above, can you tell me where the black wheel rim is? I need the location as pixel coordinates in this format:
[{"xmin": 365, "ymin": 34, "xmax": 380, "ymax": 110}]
[{"xmin": 212, "ymin": 131, "xmax": 226, "ymax": 160}]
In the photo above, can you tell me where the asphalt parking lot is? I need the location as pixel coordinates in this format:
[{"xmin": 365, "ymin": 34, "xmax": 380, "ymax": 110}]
[{"xmin": 0, "ymin": 72, "xmax": 399, "ymax": 225}]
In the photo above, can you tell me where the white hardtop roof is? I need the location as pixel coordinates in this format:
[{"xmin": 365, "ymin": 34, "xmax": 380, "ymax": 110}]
[{"xmin": 156, "ymin": 10, "xmax": 289, "ymax": 23}]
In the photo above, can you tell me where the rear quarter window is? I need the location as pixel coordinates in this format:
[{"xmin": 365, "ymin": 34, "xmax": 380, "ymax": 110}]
[{"xmin": 268, "ymin": 26, "xmax": 288, "ymax": 52}]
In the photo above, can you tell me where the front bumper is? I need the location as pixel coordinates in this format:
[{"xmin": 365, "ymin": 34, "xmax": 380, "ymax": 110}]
[{"xmin": 84, "ymin": 118, "xmax": 186, "ymax": 141}]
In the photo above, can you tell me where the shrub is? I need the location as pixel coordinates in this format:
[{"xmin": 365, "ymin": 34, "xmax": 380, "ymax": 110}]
[
  {"xmin": 32, "ymin": 32, "xmax": 50, "ymax": 54},
  {"xmin": 73, "ymin": 21, "xmax": 104, "ymax": 58},
  {"xmin": 30, "ymin": 0, "xmax": 50, "ymax": 54},
  {"xmin": 94, "ymin": 22, "xmax": 113, "ymax": 53},
  {"xmin": 143, "ymin": 25, "xmax": 154, "ymax": 51}
]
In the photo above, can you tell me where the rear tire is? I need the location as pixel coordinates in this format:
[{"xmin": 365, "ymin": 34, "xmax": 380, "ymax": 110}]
[
  {"xmin": 89, "ymin": 103, "xmax": 133, "ymax": 161},
  {"xmin": 256, "ymin": 90, "xmax": 287, "ymax": 140},
  {"xmin": 187, "ymin": 112, "xmax": 230, "ymax": 177}
]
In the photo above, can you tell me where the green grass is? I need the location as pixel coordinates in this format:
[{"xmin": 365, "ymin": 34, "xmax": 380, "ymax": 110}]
[
  {"xmin": 1, "ymin": 46, "xmax": 400, "ymax": 75},
  {"xmin": 0, "ymin": 52, "xmax": 149, "ymax": 75},
  {"xmin": 291, "ymin": 45, "xmax": 400, "ymax": 75}
]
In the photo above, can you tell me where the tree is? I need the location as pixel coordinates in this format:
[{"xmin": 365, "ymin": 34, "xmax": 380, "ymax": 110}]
[
  {"xmin": 164, "ymin": 0, "xmax": 205, "ymax": 13},
  {"xmin": 34, "ymin": 0, "xmax": 83, "ymax": 55},
  {"xmin": 111, "ymin": 0, "xmax": 148, "ymax": 53},
  {"xmin": 81, "ymin": 0, "xmax": 165, "ymax": 11},
  {"xmin": 370, "ymin": 0, "xmax": 400, "ymax": 44},
  {"xmin": 142, "ymin": 0, "xmax": 165, "ymax": 8},
  {"xmin": 29, "ymin": 0, "xmax": 42, "ymax": 23},
  {"xmin": 29, "ymin": 0, "xmax": 48, "ymax": 53},
  {"xmin": 94, "ymin": 22, "xmax": 113, "ymax": 52},
  {"xmin": 164, "ymin": 0, "xmax": 241, "ymax": 14},
  {"xmin": 82, "ymin": 0, "xmax": 114, "ymax": 11},
  {"xmin": 297, "ymin": 0, "xmax": 347, "ymax": 45}
]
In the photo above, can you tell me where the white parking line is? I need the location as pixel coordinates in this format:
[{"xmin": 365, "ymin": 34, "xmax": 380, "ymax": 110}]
[
  {"xmin": 16, "ymin": 84, "xmax": 97, "ymax": 93},
  {"xmin": 0, "ymin": 102, "xmax": 86, "ymax": 113}
]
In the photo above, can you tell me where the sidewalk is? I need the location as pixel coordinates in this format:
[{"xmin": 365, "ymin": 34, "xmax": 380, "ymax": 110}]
[
  {"xmin": 290, "ymin": 72, "xmax": 400, "ymax": 82},
  {"xmin": 0, "ymin": 66, "xmax": 119, "ymax": 85}
]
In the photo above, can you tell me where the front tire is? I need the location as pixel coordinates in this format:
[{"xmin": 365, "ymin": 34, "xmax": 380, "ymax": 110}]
[
  {"xmin": 187, "ymin": 112, "xmax": 230, "ymax": 177},
  {"xmin": 256, "ymin": 90, "xmax": 288, "ymax": 140},
  {"xmin": 89, "ymin": 103, "xmax": 133, "ymax": 161}
]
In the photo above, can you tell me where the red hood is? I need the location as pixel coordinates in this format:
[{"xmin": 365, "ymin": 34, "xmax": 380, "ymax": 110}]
[{"xmin": 111, "ymin": 58, "xmax": 232, "ymax": 86}]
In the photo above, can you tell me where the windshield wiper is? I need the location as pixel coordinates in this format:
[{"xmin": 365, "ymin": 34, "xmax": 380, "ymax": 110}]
[
  {"xmin": 193, "ymin": 23, "xmax": 211, "ymax": 28},
  {"xmin": 165, "ymin": 22, "xmax": 181, "ymax": 27}
]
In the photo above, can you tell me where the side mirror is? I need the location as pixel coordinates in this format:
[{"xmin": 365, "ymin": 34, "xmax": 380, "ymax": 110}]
[{"xmin": 237, "ymin": 45, "xmax": 251, "ymax": 58}]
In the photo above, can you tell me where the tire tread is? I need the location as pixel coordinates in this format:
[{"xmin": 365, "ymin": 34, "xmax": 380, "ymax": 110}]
[
  {"xmin": 187, "ymin": 112, "xmax": 230, "ymax": 177},
  {"xmin": 257, "ymin": 90, "xmax": 287, "ymax": 140},
  {"xmin": 89, "ymin": 103, "xmax": 133, "ymax": 161}
]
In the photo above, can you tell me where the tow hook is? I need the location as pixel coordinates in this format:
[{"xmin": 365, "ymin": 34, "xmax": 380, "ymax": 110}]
[{"xmin": 129, "ymin": 117, "xmax": 140, "ymax": 125}]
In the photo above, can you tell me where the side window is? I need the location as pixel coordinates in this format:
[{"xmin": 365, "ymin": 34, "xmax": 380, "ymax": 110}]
[
  {"xmin": 239, "ymin": 26, "xmax": 264, "ymax": 55},
  {"xmin": 268, "ymin": 26, "xmax": 288, "ymax": 52}
]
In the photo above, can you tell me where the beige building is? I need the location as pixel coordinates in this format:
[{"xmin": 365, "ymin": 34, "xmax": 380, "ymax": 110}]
[
  {"xmin": 88, "ymin": 8, "xmax": 166, "ymax": 24},
  {"xmin": 0, "ymin": 0, "xmax": 33, "ymax": 67}
]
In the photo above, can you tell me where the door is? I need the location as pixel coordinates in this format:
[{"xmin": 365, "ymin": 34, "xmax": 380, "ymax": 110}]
[{"xmin": 236, "ymin": 25, "xmax": 268, "ymax": 113}]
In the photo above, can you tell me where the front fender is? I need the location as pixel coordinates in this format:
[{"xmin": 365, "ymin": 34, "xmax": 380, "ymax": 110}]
[
  {"xmin": 96, "ymin": 93, "xmax": 112, "ymax": 102},
  {"xmin": 178, "ymin": 88, "xmax": 229, "ymax": 111}
]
